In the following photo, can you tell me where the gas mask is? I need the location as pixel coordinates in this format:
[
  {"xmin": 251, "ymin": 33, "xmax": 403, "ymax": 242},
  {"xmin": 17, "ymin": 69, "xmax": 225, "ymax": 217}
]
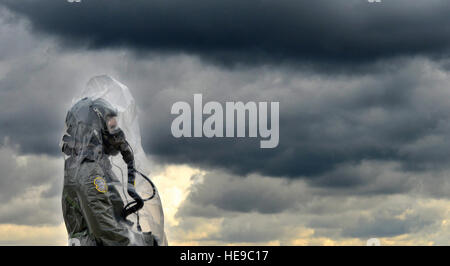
[{"xmin": 91, "ymin": 98, "xmax": 121, "ymax": 136}]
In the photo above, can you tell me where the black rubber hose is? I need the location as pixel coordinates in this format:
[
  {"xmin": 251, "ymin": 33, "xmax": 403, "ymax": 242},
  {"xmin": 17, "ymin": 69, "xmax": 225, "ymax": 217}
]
[{"xmin": 122, "ymin": 169, "xmax": 156, "ymax": 219}]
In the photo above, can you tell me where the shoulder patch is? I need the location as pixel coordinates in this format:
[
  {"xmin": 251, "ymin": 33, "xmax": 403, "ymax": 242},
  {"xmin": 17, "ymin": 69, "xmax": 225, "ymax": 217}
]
[{"xmin": 93, "ymin": 176, "xmax": 108, "ymax": 193}]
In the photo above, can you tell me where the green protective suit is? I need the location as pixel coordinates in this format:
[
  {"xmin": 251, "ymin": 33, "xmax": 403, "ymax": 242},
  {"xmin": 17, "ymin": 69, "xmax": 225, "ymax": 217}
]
[{"xmin": 61, "ymin": 97, "xmax": 155, "ymax": 246}]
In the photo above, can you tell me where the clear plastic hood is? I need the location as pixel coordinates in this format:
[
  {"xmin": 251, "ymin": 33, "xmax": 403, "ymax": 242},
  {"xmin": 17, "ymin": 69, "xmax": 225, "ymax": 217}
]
[{"xmin": 62, "ymin": 75, "xmax": 167, "ymax": 246}]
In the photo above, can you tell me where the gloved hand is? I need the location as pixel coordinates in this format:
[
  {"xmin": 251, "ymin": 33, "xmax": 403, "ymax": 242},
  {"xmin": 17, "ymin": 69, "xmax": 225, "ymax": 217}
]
[
  {"xmin": 122, "ymin": 180, "xmax": 144, "ymax": 220},
  {"xmin": 127, "ymin": 170, "xmax": 143, "ymax": 203}
]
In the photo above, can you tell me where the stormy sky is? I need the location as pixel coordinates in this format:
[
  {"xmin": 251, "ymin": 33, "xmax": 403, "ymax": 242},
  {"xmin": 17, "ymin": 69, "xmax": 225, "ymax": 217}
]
[{"xmin": 2, "ymin": 0, "xmax": 450, "ymax": 245}]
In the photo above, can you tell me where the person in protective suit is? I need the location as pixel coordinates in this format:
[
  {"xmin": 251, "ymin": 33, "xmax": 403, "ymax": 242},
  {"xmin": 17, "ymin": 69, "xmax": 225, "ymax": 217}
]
[{"xmin": 61, "ymin": 97, "xmax": 155, "ymax": 246}]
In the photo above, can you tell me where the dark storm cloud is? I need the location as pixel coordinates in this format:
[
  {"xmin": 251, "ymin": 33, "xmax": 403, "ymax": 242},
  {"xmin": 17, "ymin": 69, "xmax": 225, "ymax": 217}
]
[
  {"xmin": 176, "ymin": 172, "xmax": 307, "ymax": 217},
  {"xmin": 0, "ymin": 60, "xmax": 80, "ymax": 155},
  {"xmin": 132, "ymin": 57, "xmax": 450, "ymax": 180},
  {"xmin": 0, "ymin": 10, "xmax": 129, "ymax": 155},
  {"xmin": 4, "ymin": 3, "xmax": 450, "ymax": 245},
  {"xmin": 3, "ymin": 6, "xmax": 450, "ymax": 184},
  {"xmin": 2, "ymin": 0, "xmax": 450, "ymax": 66}
]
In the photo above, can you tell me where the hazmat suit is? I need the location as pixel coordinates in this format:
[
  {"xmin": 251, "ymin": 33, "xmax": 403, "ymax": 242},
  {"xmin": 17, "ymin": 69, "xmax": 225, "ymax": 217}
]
[{"xmin": 60, "ymin": 76, "xmax": 167, "ymax": 246}]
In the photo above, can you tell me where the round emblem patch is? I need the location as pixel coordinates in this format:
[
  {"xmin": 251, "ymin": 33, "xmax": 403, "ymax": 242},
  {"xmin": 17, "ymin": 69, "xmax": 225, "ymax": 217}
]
[{"xmin": 94, "ymin": 176, "xmax": 108, "ymax": 193}]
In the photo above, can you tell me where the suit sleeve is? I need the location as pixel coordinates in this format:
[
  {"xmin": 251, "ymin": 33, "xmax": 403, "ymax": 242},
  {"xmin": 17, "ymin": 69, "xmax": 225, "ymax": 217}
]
[
  {"xmin": 116, "ymin": 132, "xmax": 136, "ymax": 187},
  {"xmin": 77, "ymin": 170, "xmax": 144, "ymax": 246}
]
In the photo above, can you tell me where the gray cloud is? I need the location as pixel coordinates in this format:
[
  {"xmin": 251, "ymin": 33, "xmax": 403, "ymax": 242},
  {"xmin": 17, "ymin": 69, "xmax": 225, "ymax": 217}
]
[
  {"xmin": 174, "ymin": 169, "xmax": 445, "ymax": 243},
  {"xmin": 4, "ymin": 16, "xmax": 450, "ymax": 183},
  {"xmin": 3, "ymin": 2, "xmax": 450, "ymax": 245},
  {"xmin": 134, "ymin": 57, "xmax": 450, "ymax": 180},
  {"xmin": 0, "ymin": 143, "xmax": 63, "ymax": 225},
  {"xmin": 177, "ymin": 172, "xmax": 308, "ymax": 217},
  {"xmin": 2, "ymin": 0, "xmax": 450, "ymax": 67},
  {"xmin": 3, "ymin": 6, "xmax": 450, "ymax": 183},
  {"xmin": 0, "ymin": 10, "xmax": 135, "ymax": 155}
]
